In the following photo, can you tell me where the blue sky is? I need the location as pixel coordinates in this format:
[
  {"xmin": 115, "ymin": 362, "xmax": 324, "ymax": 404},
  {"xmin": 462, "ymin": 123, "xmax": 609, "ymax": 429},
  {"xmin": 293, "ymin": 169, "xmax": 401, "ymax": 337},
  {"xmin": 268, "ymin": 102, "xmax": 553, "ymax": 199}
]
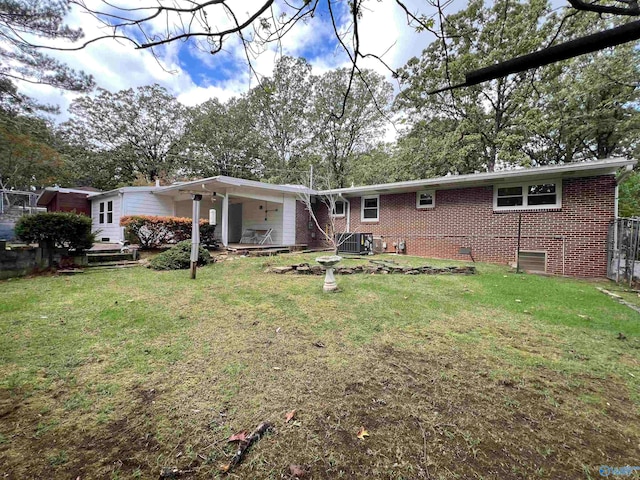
[{"xmin": 17, "ymin": 0, "xmax": 446, "ymax": 119}]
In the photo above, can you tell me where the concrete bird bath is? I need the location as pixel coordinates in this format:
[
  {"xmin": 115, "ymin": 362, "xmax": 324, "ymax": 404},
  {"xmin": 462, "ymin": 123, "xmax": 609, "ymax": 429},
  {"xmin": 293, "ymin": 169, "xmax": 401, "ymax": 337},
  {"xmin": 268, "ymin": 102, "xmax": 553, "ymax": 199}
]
[{"xmin": 316, "ymin": 255, "xmax": 342, "ymax": 292}]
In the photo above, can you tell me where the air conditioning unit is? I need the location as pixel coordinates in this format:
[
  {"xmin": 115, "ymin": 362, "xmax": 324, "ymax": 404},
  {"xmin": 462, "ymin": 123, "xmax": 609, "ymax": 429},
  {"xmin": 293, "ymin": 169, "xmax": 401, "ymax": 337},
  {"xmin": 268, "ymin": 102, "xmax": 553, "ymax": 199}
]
[{"xmin": 336, "ymin": 233, "xmax": 373, "ymax": 254}]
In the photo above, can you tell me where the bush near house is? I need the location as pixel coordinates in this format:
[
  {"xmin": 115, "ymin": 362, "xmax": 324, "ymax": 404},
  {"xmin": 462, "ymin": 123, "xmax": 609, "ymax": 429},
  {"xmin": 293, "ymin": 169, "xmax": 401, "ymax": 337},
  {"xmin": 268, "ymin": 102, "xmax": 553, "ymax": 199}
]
[
  {"xmin": 120, "ymin": 215, "xmax": 217, "ymax": 249},
  {"xmin": 14, "ymin": 212, "xmax": 95, "ymax": 251},
  {"xmin": 148, "ymin": 240, "xmax": 211, "ymax": 270}
]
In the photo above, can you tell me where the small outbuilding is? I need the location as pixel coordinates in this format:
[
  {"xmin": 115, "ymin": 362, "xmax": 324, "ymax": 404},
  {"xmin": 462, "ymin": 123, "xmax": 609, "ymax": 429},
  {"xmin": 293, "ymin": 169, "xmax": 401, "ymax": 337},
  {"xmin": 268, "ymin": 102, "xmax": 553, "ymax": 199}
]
[{"xmin": 36, "ymin": 187, "xmax": 100, "ymax": 216}]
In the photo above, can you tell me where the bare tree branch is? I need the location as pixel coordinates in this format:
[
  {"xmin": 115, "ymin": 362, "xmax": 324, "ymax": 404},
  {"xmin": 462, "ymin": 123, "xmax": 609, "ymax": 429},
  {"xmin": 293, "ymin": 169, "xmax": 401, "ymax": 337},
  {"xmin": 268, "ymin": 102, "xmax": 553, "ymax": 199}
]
[{"xmin": 567, "ymin": 0, "xmax": 640, "ymax": 16}]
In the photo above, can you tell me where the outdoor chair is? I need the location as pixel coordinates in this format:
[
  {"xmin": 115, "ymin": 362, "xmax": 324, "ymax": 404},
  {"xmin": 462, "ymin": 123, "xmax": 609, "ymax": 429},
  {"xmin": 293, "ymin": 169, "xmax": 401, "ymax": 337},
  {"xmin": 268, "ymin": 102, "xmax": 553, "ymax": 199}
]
[
  {"xmin": 256, "ymin": 228, "xmax": 274, "ymax": 245},
  {"xmin": 239, "ymin": 229, "xmax": 257, "ymax": 244}
]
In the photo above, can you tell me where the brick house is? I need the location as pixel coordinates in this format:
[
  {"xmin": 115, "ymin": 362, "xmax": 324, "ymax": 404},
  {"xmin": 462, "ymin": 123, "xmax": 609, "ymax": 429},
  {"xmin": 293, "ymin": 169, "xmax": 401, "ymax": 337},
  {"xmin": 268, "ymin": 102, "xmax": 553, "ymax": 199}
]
[{"xmin": 297, "ymin": 158, "xmax": 636, "ymax": 277}]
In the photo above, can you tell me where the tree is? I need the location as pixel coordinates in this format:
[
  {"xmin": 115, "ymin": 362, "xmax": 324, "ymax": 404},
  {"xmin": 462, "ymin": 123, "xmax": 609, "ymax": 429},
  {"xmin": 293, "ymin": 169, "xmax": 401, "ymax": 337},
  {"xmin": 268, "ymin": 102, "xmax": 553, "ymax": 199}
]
[
  {"xmin": 296, "ymin": 173, "xmax": 360, "ymax": 254},
  {"xmin": 0, "ymin": 111, "xmax": 64, "ymax": 195},
  {"xmin": 619, "ymin": 171, "xmax": 640, "ymax": 218},
  {"xmin": 183, "ymin": 97, "xmax": 265, "ymax": 179},
  {"xmin": 523, "ymin": 41, "xmax": 640, "ymax": 164},
  {"xmin": 0, "ymin": 0, "xmax": 94, "ymax": 112},
  {"xmin": 310, "ymin": 68, "xmax": 393, "ymax": 187},
  {"xmin": 247, "ymin": 56, "xmax": 314, "ymax": 184},
  {"xmin": 396, "ymin": 0, "xmax": 640, "ymax": 174},
  {"xmin": 61, "ymin": 84, "xmax": 189, "ymax": 182},
  {"xmin": 397, "ymin": 0, "xmax": 563, "ymax": 174}
]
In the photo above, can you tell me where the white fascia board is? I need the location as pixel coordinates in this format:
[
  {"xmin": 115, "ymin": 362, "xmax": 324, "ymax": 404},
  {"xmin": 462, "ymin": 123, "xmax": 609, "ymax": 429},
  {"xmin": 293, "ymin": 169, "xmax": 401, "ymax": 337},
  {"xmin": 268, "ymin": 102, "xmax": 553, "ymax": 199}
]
[
  {"xmin": 155, "ymin": 175, "xmax": 315, "ymax": 196},
  {"xmin": 319, "ymin": 158, "xmax": 637, "ymax": 196}
]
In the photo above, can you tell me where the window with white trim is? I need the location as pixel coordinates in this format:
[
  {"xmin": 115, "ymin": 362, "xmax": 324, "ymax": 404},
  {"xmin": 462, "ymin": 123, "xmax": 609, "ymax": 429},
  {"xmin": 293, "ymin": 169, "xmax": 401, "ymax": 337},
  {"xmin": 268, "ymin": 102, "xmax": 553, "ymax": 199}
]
[
  {"xmin": 416, "ymin": 190, "xmax": 435, "ymax": 209},
  {"xmin": 494, "ymin": 180, "xmax": 561, "ymax": 211},
  {"xmin": 99, "ymin": 202, "xmax": 105, "ymax": 224},
  {"xmin": 107, "ymin": 201, "xmax": 113, "ymax": 223},
  {"xmin": 361, "ymin": 195, "xmax": 379, "ymax": 222},
  {"xmin": 332, "ymin": 200, "xmax": 345, "ymax": 217}
]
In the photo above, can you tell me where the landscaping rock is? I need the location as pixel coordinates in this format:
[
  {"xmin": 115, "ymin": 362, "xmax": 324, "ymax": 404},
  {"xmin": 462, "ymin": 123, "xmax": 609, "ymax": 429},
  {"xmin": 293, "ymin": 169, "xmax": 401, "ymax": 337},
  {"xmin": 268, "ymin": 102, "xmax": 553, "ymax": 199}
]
[
  {"xmin": 266, "ymin": 262, "xmax": 476, "ymax": 276},
  {"xmin": 271, "ymin": 266, "xmax": 293, "ymax": 274}
]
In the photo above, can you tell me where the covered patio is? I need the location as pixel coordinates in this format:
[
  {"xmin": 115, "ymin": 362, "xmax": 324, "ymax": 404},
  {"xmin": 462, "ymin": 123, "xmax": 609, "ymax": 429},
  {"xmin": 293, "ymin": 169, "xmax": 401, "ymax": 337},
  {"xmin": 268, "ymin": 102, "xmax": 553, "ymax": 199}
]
[{"xmin": 153, "ymin": 176, "xmax": 311, "ymax": 248}]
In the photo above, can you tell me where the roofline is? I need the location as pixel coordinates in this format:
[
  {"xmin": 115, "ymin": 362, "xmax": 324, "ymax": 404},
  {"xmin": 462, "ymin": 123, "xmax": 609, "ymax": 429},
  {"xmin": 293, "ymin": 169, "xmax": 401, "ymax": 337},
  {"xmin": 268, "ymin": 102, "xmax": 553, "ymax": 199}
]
[
  {"xmin": 319, "ymin": 158, "xmax": 637, "ymax": 195},
  {"xmin": 155, "ymin": 175, "xmax": 315, "ymax": 196},
  {"xmin": 88, "ymin": 186, "xmax": 160, "ymax": 199},
  {"xmin": 37, "ymin": 186, "xmax": 100, "ymax": 205}
]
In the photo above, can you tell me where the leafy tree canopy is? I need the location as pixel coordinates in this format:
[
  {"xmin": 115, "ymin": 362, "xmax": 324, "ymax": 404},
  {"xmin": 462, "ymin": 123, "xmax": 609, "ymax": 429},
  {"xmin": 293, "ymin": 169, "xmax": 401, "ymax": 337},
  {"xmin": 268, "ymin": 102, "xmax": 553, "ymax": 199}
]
[
  {"xmin": 61, "ymin": 84, "xmax": 189, "ymax": 183},
  {"xmin": 396, "ymin": 0, "xmax": 640, "ymax": 176}
]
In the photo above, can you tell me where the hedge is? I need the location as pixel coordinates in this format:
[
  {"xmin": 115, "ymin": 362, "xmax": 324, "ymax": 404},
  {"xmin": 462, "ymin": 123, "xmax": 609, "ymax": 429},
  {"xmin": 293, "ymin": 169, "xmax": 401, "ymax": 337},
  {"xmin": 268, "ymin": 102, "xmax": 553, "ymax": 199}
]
[
  {"xmin": 149, "ymin": 240, "xmax": 212, "ymax": 270},
  {"xmin": 120, "ymin": 215, "xmax": 217, "ymax": 249},
  {"xmin": 14, "ymin": 212, "xmax": 95, "ymax": 251}
]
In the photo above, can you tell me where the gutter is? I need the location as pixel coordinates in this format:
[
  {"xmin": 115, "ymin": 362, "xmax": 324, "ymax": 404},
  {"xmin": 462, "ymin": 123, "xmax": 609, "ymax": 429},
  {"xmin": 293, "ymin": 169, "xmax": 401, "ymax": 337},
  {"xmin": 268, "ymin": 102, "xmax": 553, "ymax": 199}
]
[
  {"xmin": 340, "ymin": 194, "xmax": 351, "ymax": 232},
  {"xmin": 615, "ymin": 164, "xmax": 634, "ymax": 219},
  {"xmin": 616, "ymin": 164, "xmax": 634, "ymax": 185}
]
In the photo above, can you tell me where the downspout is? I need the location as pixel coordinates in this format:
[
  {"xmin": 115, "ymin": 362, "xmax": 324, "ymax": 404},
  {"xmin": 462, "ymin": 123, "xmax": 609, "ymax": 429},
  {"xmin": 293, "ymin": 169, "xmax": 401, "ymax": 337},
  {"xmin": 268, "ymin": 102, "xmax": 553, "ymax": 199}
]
[
  {"xmin": 341, "ymin": 195, "xmax": 351, "ymax": 233},
  {"xmin": 616, "ymin": 164, "xmax": 634, "ymax": 219}
]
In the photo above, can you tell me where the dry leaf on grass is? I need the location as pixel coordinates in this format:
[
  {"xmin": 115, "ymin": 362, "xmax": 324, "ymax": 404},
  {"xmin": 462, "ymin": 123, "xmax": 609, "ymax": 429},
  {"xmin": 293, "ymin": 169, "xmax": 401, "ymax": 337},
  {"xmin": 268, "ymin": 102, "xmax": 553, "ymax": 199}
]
[
  {"xmin": 285, "ymin": 410, "xmax": 296, "ymax": 423},
  {"xmin": 289, "ymin": 464, "xmax": 307, "ymax": 478},
  {"xmin": 228, "ymin": 431, "xmax": 248, "ymax": 442},
  {"xmin": 356, "ymin": 426, "xmax": 369, "ymax": 440}
]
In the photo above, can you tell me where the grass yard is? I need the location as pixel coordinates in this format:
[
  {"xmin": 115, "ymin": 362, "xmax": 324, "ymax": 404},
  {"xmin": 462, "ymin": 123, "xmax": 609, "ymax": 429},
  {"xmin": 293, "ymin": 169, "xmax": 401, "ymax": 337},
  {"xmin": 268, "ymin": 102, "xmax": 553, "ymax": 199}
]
[{"xmin": 1, "ymin": 254, "xmax": 639, "ymax": 479}]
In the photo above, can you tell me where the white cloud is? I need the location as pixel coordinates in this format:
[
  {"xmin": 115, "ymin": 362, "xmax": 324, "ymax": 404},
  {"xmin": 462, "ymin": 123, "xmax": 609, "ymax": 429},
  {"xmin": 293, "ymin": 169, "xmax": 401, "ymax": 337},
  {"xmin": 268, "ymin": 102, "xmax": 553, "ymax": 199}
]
[{"xmin": 11, "ymin": 0, "xmax": 459, "ymax": 121}]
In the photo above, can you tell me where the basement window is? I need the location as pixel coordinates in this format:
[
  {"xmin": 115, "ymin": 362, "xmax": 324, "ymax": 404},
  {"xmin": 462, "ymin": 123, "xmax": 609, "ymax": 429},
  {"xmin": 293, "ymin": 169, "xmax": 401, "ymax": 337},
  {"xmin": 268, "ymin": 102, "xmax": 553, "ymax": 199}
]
[
  {"xmin": 494, "ymin": 180, "xmax": 561, "ymax": 211},
  {"xmin": 517, "ymin": 251, "xmax": 547, "ymax": 273},
  {"xmin": 416, "ymin": 190, "xmax": 435, "ymax": 209},
  {"xmin": 361, "ymin": 195, "xmax": 379, "ymax": 222}
]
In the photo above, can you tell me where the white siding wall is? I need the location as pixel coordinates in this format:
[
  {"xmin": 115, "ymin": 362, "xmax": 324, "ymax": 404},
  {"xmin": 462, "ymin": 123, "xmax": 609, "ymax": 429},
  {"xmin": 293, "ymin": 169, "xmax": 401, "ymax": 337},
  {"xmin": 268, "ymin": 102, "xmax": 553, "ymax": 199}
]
[
  {"xmin": 241, "ymin": 199, "xmax": 284, "ymax": 244},
  {"xmin": 174, "ymin": 198, "xmax": 219, "ymax": 222},
  {"xmin": 123, "ymin": 192, "xmax": 174, "ymax": 217},
  {"xmin": 91, "ymin": 194, "xmax": 122, "ymax": 242},
  {"xmin": 282, "ymin": 196, "xmax": 296, "ymax": 245},
  {"xmin": 175, "ymin": 198, "xmax": 222, "ymax": 239}
]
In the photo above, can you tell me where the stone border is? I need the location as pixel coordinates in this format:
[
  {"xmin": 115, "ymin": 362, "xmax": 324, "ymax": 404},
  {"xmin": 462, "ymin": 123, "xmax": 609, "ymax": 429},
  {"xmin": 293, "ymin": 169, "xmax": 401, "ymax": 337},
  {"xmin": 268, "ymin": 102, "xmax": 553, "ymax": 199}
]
[{"xmin": 266, "ymin": 263, "xmax": 476, "ymax": 275}]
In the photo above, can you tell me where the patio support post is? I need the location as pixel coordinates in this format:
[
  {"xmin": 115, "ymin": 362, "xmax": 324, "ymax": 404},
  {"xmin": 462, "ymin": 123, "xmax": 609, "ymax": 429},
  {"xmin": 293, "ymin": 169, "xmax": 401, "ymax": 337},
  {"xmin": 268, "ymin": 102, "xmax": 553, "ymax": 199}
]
[
  {"xmin": 190, "ymin": 194, "xmax": 202, "ymax": 280},
  {"xmin": 221, "ymin": 194, "xmax": 229, "ymax": 247}
]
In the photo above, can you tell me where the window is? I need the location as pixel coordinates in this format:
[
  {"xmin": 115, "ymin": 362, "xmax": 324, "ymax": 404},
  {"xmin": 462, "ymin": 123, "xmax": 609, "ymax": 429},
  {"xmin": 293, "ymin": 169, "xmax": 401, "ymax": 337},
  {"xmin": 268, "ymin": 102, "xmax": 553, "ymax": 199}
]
[
  {"xmin": 99, "ymin": 202, "xmax": 105, "ymax": 224},
  {"xmin": 107, "ymin": 201, "xmax": 113, "ymax": 223},
  {"xmin": 494, "ymin": 180, "xmax": 561, "ymax": 211},
  {"xmin": 517, "ymin": 251, "xmax": 547, "ymax": 273},
  {"xmin": 361, "ymin": 195, "xmax": 379, "ymax": 222},
  {"xmin": 332, "ymin": 200, "xmax": 345, "ymax": 217},
  {"xmin": 416, "ymin": 190, "xmax": 435, "ymax": 209}
]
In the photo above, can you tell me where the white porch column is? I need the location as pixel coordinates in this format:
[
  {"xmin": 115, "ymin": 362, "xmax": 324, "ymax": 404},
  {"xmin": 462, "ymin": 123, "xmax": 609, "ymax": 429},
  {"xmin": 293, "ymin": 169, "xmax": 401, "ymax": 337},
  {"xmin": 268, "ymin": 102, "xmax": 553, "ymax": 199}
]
[
  {"xmin": 221, "ymin": 194, "xmax": 229, "ymax": 246},
  {"xmin": 190, "ymin": 194, "xmax": 202, "ymax": 280}
]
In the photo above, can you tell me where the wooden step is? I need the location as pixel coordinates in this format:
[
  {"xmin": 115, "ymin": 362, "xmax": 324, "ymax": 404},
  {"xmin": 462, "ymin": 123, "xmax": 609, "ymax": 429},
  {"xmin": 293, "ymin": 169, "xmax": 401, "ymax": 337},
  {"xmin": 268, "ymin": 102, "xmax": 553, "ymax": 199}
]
[{"xmin": 87, "ymin": 252, "xmax": 135, "ymax": 263}]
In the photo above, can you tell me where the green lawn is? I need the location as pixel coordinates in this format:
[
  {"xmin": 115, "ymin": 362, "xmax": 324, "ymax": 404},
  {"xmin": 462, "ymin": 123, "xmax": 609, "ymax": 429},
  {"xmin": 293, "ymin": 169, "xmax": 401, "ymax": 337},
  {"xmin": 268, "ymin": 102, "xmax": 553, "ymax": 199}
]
[{"xmin": 1, "ymin": 254, "xmax": 639, "ymax": 479}]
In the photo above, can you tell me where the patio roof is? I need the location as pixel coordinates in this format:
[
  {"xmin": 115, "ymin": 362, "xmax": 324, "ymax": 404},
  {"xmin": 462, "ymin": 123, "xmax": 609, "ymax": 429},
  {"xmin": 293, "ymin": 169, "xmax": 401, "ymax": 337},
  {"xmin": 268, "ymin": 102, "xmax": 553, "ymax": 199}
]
[{"xmin": 154, "ymin": 175, "xmax": 314, "ymax": 197}]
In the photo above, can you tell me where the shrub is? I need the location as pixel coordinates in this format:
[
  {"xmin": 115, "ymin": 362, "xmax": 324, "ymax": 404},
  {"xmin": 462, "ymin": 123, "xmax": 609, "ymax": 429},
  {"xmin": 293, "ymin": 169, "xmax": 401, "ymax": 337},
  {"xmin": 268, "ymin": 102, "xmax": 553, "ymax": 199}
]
[
  {"xmin": 14, "ymin": 212, "xmax": 95, "ymax": 251},
  {"xmin": 149, "ymin": 240, "xmax": 212, "ymax": 270},
  {"xmin": 120, "ymin": 215, "xmax": 216, "ymax": 249},
  {"xmin": 200, "ymin": 224, "xmax": 217, "ymax": 247}
]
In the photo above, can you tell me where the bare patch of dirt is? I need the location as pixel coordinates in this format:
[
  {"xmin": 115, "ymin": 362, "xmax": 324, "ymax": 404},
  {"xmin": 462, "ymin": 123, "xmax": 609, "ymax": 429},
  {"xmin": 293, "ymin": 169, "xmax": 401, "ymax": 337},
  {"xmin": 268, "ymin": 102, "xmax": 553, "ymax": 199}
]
[{"xmin": 1, "ymin": 335, "xmax": 639, "ymax": 479}]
